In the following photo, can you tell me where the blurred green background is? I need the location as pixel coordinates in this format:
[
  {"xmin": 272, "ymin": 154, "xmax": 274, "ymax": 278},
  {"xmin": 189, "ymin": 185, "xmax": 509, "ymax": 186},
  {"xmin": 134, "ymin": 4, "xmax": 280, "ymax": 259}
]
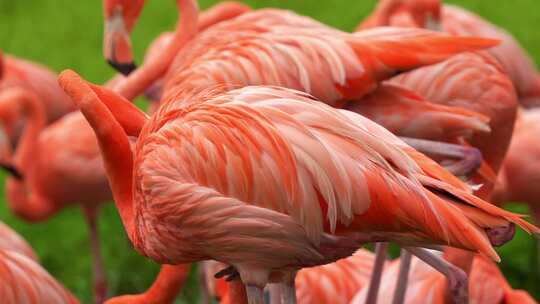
[{"xmin": 1, "ymin": 0, "xmax": 539, "ymax": 303}]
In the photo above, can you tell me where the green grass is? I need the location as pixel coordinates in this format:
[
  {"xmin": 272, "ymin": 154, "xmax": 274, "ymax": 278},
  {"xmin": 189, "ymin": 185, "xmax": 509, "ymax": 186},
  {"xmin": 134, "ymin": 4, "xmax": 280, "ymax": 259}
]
[{"xmin": 1, "ymin": 0, "xmax": 539, "ymax": 302}]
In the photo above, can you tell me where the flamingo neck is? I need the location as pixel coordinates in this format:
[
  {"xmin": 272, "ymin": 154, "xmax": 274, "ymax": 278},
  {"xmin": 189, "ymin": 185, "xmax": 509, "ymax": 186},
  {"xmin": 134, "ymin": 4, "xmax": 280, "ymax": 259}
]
[
  {"xmin": 373, "ymin": 0, "xmax": 402, "ymax": 26},
  {"xmin": 114, "ymin": 0, "xmax": 199, "ymax": 100},
  {"xmin": 142, "ymin": 264, "xmax": 192, "ymax": 302},
  {"xmin": 59, "ymin": 70, "xmax": 138, "ymax": 243},
  {"xmin": 0, "ymin": 89, "xmax": 54, "ymax": 221}
]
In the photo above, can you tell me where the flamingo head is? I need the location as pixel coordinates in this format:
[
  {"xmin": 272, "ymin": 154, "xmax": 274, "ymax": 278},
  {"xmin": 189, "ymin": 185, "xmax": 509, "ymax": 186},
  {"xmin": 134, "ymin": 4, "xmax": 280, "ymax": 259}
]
[
  {"xmin": 0, "ymin": 112, "xmax": 20, "ymax": 181},
  {"xmin": 378, "ymin": 0, "xmax": 442, "ymax": 30},
  {"xmin": 406, "ymin": 0, "xmax": 442, "ymax": 31},
  {"xmin": 103, "ymin": 0, "xmax": 145, "ymax": 75}
]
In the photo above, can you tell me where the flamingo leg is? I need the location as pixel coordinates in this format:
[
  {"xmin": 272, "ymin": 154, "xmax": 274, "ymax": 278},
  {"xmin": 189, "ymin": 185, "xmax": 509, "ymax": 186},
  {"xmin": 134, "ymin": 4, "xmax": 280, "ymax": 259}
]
[
  {"xmin": 246, "ymin": 285, "xmax": 265, "ymax": 304},
  {"xmin": 82, "ymin": 205, "xmax": 107, "ymax": 304},
  {"xmin": 228, "ymin": 280, "xmax": 248, "ymax": 304},
  {"xmin": 199, "ymin": 263, "xmax": 211, "ymax": 304},
  {"xmin": 392, "ymin": 249, "xmax": 412, "ymax": 304},
  {"xmin": 268, "ymin": 283, "xmax": 282, "ymax": 304},
  {"xmin": 281, "ymin": 273, "xmax": 297, "ymax": 304},
  {"xmin": 399, "ymin": 137, "xmax": 482, "ymax": 177},
  {"xmin": 405, "ymin": 247, "xmax": 468, "ymax": 304},
  {"xmin": 365, "ymin": 242, "xmax": 389, "ymax": 304}
]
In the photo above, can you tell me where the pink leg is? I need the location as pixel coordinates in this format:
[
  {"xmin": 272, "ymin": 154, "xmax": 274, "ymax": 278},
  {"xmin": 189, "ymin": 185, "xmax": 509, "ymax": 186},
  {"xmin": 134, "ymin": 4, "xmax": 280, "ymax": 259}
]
[
  {"xmin": 199, "ymin": 263, "xmax": 211, "ymax": 304},
  {"xmin": 280, "ymin": 273, "xmax": 297, "ymax": 304},
  {"xmin": 399, "ymin": 137, "xmax": 483, "ymax": 177},
  {"xmin": 392, "ymin": 249, "xmax": 412, "ymax": 304},
  {"xmin": 365, "ymin": 242, "xmax": 389, "ymax": 304},
  {"xmin": 405, "ymin": 247, "xmax": 468, "ymax": 304},
  {"xmin": 267, "ymin": 284, "xmax": 282, "ymax": 304},
  {"xmin": 83, "ymin": 205, "xmax": 107, "ymax": 304}
]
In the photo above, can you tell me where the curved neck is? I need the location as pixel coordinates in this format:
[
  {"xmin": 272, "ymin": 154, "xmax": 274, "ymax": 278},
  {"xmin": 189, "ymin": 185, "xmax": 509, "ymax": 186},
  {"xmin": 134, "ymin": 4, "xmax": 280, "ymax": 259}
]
[
  {"xmin": 373, "ymin": 0, "xmax": 401, "ymax": 26},
  {"xmin": 59, "ymin": 70, "xmax": 137, "ymax": 240},
  {"xmin": 114, "ymin": 0, "xmax": 199, "ymax": 100},
  {"xmin": 0, "ymin": 88, "xmax": 52, "ymax": 220},
  {"xmin": 142, "ymin": 264, "xmax": 191, "ymax": 302},
  {"xmin": 10, "ymin": 91, "xmax": 46, "ymax": 172}
]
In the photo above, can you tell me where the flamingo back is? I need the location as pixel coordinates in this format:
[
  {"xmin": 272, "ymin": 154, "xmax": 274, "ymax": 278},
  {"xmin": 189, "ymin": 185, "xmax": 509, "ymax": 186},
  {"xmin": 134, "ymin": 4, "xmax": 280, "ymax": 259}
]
[
  {"xmin": 0, "ymin": 250, "xmax": 78, "ymax": 304},
  {"xmin": 0, "ymin": 221, "xmax": 37, "ymax": 260}
]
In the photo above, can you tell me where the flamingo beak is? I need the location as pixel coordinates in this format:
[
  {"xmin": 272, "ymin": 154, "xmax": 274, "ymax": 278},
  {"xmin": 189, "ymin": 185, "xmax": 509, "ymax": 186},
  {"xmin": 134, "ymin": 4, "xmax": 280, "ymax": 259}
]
[
  {"xmin": 0, "ymin": 126, "xmax": 22, "ymax": 180},
  {"xmin": 104, "ymin": 8, "xmax": 137, "ymax": 76},
  {"xmin": 425, "ymin": 13, "xmax": 442, "ymax": 31}
]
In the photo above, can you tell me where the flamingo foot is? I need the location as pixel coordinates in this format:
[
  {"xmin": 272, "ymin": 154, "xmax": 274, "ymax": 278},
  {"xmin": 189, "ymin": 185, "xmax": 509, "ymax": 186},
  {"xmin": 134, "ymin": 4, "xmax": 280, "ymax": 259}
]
[{"xmin": 486, "ymin": 223, "xmax": 516, "ymax": 246}]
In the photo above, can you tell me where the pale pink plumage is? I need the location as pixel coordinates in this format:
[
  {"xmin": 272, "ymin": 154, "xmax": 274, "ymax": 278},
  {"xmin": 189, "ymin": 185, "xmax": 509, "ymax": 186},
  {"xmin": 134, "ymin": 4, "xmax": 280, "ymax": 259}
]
[
  {"xmin": 0, "ymin": 221, "xmax": 78, "ymax": 304},
  {"xmin": 59, "ymin": 70, "xmax": 539, "ymax": 299}
]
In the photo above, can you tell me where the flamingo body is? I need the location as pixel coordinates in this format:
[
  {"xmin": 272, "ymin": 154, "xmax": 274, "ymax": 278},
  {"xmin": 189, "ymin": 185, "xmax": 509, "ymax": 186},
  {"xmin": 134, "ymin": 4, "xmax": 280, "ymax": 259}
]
[
  {"xmin": 60, "ymin": 70, "xmax": 539, "ymax": 293},
  {"xmin": 0, "ymin": 221, "xmax": 78, "ymax": 304}
]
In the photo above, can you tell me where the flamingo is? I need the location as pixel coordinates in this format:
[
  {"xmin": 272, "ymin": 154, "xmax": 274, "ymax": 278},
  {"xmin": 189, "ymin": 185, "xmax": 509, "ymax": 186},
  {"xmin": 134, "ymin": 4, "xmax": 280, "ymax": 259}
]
[
  {"xmin": 0, "ymin": 4, "xmax": 260, "ymax": 303},
  {"xmin": 0, "ymin": 87, "xmax": 113, "ymax": 303},
  {"xmin": 60, "ymin": 69, "xmax": 539, "ymax": 304},
  {"xmin": 99, "ymin": 1, "xmax": 527, "ymax": 302},
  {"xmin": 356, "ymin": 5, "xmax": 520, "ymax": 299},
  {"xmin": 0, "ymin": 51, "xmax": 75, "ymax": 145},
  {"xmin": 357, "ymin": 0, "xmax": 540, "ymax": 108},
  {"xmin": 103, "ymin": 0, "xmax": 251, "ymax": 74},
  {"xmin": 108, "ymin": 0, "xmax": 501, "ymax": 178},
  {"xmin": 350, "ymin": 252, "xmax": 537, "ymax": 304},
  {"xmin": 0, "ymin": 221, "xmax": 79, "ymax": 304}
]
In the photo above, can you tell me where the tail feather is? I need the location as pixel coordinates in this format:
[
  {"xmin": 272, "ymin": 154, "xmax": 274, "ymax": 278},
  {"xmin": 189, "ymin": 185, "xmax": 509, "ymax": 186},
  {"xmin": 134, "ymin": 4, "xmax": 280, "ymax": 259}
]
[
  {"xmin": 423, "ymin": 190, "xmax": 500, "ymax": 261},
  {"xmin": 418, "ymin": 174, "xmax": 540, "ymax": 235}
]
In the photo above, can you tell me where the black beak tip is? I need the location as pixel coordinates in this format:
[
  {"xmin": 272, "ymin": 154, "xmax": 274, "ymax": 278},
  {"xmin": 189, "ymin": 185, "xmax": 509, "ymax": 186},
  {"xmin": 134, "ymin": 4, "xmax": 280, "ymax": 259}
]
[
  {"xmin": 107, "ymin": 60, "xmax": 137, "ymax": 76},
  {"xmin": 0, "ymin": 163, "xmax": 24, "ymax": 181}
]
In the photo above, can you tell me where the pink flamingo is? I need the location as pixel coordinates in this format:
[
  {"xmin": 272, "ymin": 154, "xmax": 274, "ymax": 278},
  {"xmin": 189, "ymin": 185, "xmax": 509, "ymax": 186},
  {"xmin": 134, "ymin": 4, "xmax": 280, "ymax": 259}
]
[
  {"xmin": 98, "ymin": 1, "xmax": 519, "ymax": 302},
  {"xmin": 103, "ymin": 1, "xmax": 251, "ymax": 74},
  {"xmin": 0, "ymin": 4, "xmax": 259, "ymax": 303},
  {"xmin": 0, "ymin": 51, "xmax": 75, "ymax": 144},
  {"xmin": 0, "ymin": 221, "xmax": 79, "ymax": 304},
  {"xmin": 60, "ymin": 69, "xmax": 538, "ymax": 304},
  {"xmin": 357, "ymin": 0, "xmax": 540, "ymax": 108},
  {"xmin": 0, "ymin": 87, "xmax": 112, "ymax": 303},
  {"xmin": 356, "ymin": 7, "xmax": 520, "ymax": 299}
]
